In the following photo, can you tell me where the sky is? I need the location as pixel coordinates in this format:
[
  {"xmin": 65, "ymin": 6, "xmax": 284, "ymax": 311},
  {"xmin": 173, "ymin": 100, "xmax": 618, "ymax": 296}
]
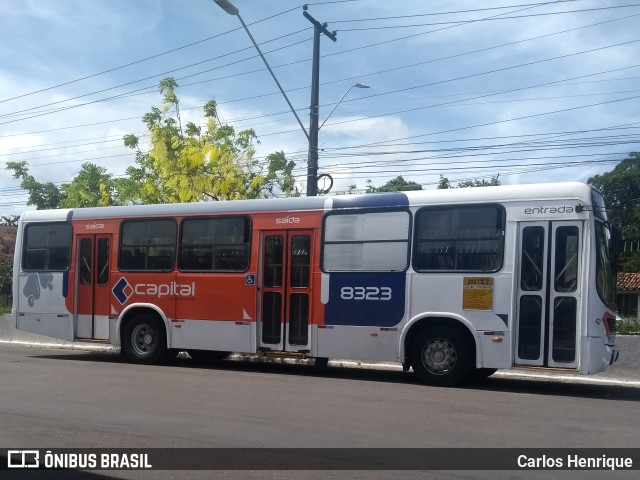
[{"xmin": 0, "ymin": 0, "xmax": 639, "ymax": 215}]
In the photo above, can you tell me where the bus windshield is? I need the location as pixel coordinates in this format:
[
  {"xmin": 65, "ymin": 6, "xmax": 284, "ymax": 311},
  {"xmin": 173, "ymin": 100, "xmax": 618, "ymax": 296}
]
[{"xmin": 592, "ymin": 189, "xmax": 616, "ymax": 310}]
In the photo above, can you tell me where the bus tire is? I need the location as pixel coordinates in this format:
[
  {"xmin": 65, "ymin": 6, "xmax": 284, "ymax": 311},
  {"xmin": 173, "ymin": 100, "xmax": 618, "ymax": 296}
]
[
  {"xmin": 122, "ymin": 314, "xmax": 169, "ymax": 365},
  {"xmin": 187, "ymin": 350, "xmax": 230, "ymax": 363},
  {"xmin": 410, "ymin": 326, "xmax": 473, "ymax": 387}
]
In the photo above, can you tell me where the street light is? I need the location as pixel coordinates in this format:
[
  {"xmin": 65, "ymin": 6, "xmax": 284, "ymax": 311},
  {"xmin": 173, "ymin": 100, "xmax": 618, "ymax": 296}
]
[
  {"xmin": 213, "ymin": 0, "xmax": 338, "ymax": 196},
  {"xmin": 319, "ymin": 83, "xmax": 370, "ymax": 130},
  {"xmin": 212, "ymin": 0, "xmax": 309, "ymax": 139}
]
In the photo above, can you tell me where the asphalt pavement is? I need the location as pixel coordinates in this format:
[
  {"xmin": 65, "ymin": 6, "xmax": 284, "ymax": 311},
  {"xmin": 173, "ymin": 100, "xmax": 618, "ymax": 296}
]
[{"xmin": 1, "ymin": 313, "xmax": 638, "ymax": 383}]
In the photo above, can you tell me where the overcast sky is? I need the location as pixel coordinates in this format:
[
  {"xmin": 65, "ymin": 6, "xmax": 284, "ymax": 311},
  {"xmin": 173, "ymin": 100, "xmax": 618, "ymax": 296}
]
[{"xmin": 1, "ymin": 0, "xmax": 639, "ymax": 215}]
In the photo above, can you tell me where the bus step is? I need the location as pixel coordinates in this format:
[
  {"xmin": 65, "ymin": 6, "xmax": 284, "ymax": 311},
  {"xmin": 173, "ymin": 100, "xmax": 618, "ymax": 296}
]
[
  {"xmin": 515, "ymin": 365, "xmax": 578, "ymax": 373},
  {"xmin": 262, "ymin": 351, "xmax": 310, "ymax": 359}
]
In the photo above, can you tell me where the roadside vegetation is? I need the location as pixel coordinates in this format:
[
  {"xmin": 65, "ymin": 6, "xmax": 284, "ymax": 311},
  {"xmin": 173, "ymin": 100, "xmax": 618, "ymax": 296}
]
[{"xmin": 617, "ymin": 318, "xmax": 640, "ymax": 335}]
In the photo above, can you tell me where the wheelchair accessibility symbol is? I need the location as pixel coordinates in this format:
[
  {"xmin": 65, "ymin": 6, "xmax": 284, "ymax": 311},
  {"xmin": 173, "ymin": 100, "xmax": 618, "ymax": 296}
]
[{"xmin": 245, "ymin": 274, "xmax": 256, "ymax": 286}]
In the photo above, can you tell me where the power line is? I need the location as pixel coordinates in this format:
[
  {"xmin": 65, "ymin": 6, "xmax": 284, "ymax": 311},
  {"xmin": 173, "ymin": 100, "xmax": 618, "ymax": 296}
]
[
  {"xmin": 0, "ymin": 29, "xmax": 312, "ymax": 121},
  {"xmin": 329, "ymin": 0, "xmax": 585, "ymax": 22},
  {"xmin": 0, "ymin": 0, "xmax": 599, "ymax": 125},
  {"xmin": 336, "ymin": 4, "xmax": 640, "ymax": 31},
  {"xmin": 0, "ymin": 4, "xmax": 305, "ymax": 105}
]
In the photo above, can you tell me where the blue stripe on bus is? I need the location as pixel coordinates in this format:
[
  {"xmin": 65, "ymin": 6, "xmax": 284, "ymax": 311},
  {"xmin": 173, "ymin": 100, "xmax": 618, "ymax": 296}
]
[
  {"xmin": 324, "ymin": 272, "xmax": 406, "ymax": 327},
  {"xmin": 330, "ymin": 192, "xmax": 409, "ymax": 210}
]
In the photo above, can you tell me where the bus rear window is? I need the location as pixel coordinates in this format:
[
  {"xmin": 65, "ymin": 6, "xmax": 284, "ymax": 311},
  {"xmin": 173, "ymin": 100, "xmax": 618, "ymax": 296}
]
[{"xmin": 23, "ymin": 222, "xmax": 72, "ymax": 271}]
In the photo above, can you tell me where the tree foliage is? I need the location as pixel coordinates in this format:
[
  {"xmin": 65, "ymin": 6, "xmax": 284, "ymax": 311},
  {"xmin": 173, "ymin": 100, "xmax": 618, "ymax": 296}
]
[
  {"xmin": 5, "ymin": 77, "xmax": 301, "ymax": 209},
  {"xmin": 6, "ymin": 161, "xmax": 66, "ymax": 209},
  {"xmin": 588, "ymin": 152, "xmax": 640, "ymax": 272},
  {"xmin": 437, "ymin": 175, "xmax": 501, "ymax": 189},
  {"xmin": 61, "ymin": 163, "xmax": 115, "ymax": 208},
  {"xmin": 0, "ymin": 216, "xmax": 19, "ymax": 227},
  {"xmin": 118, "ymin": 78, "xmax": 302, "ymax": 203},
  {"xmin": 119, "ymin": 79, "xmax": 269, "ymax": 204},
  {"xmin": 588, "ymin": 152, "xmax": 640, "ymax": 238},
  {"xmin": 0, "ymin": 224, "xmax": 16, "ymax": 297},
  {"xmin": 0, "ymin": 255, "xmax": 11, "ymax": 297},
  {"xmin": 366, "ymin": 176, "xmax": 423, "ymax": 193},
  {"xmin": 6, "ymin": 161, "xmax": 116, "ymax": 209},
  {"xmin": 264, "ymin": 151, "xmax": 301, "ymax": 197}
]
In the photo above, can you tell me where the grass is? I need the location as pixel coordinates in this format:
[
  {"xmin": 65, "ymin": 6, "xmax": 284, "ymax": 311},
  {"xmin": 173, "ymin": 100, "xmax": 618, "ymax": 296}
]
[{"xmin": 617, "ymin": 318, "xmax": 640, "ymax": 335}]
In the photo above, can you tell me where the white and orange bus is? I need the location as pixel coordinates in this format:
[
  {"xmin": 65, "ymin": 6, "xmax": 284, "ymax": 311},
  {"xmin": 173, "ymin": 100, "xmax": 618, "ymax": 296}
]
[{"xmin": 12, "ymin": 182, "xmax": 619, "ymax": 386}]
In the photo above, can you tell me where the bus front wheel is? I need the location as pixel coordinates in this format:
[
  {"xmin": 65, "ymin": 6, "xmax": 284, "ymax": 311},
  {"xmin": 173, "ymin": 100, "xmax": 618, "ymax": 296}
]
[
  {"xmin": 410, "ymin": 326, "xmax": 473, "ymax": 387},
  {"xmin": 122, "ymin": 314, "xmax": 170, "ymax": 365}
]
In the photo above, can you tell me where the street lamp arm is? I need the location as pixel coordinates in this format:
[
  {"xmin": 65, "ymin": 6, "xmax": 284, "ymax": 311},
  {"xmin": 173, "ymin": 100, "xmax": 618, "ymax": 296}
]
[
  {"xmin": 319, "ymin": 83, "xmax": 369, "ymax": 130},
  {"xmin": 213, "ymin": 1, "xmax": 309, "ymax": 139},
  {"xmin": 235, "ymin": 14, "xmax": 309, "ymax": 139}
]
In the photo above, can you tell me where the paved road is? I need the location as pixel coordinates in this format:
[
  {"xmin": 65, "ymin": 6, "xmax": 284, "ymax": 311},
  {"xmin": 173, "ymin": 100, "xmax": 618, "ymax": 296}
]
[
  {"xmin": 2, "ymin": 314, "xmax": 639, "ymax": 479},
  {"xmin": 1, "ymin": 313, "xmax": 639, "ymax": 381},
  {"xmin": 1, "ymin": 343, "xmax": 640, "ymax": 480}
]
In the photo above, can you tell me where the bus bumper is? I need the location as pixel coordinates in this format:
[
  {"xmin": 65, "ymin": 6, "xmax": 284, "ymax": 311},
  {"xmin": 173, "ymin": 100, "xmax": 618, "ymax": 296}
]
[
  {"xmin": 610, "ymin": 346, "xmax": 619, "ymax": 365},
  {"xmin": 584, "ymin": 337, "xmax": 618, "ymax": 374}
]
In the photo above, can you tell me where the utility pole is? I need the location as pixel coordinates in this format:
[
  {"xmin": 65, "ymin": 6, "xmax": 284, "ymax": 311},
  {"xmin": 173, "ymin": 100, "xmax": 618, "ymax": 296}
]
[
  {"xmin": 214, "ymin": 1, "xmax": 339, "ymax": 197},
  {"xmin": 303, "ymin": 6, "xmax": 336, "ymax": 197}
]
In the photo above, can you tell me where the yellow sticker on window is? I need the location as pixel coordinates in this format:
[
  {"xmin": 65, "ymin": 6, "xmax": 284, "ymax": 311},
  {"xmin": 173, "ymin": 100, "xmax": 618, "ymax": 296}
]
[{"xmin": 463, "ymin": 277, "xmax": 494, "ymax": 310}]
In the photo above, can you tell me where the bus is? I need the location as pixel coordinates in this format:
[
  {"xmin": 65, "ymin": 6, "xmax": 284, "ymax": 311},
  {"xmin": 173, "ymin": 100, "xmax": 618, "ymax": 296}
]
[{"xmin": 11, "ymin": 181, "xmax": 619, "ymax": 386}]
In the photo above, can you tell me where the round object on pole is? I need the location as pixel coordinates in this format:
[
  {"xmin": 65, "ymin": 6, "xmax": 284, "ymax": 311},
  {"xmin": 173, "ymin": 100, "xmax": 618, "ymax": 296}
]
[{"xmin": 317, "ymin": 173, "xmax": 334, "ymax": 195}]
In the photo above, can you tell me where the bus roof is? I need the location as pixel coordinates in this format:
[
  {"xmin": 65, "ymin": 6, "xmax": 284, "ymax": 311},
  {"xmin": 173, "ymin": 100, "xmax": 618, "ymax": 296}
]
[{"xmin": 18, "ymin": 181, "xmax": 595, "ymax": 222}]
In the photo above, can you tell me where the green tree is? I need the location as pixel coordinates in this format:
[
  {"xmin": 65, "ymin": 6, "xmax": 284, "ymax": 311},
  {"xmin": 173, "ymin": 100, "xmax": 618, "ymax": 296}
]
[
  {"xmin": 264, "ymin": 151, "xmax": 301, "ymax": 197},
  {"xmin": 6, "ymin": 77, "xmax": 299, "ymax": 208},
  {"xmin": 588, "ymin": 152, "xmax": 640, "ymax": 238},
  {"xmin": 0, "ymin": 223, "xmax": 15, "ymax": 300},
  {"xmin": 0, "ymin": 216, "xmax": 19, "ymax": 227},
  {"xmin": 6, "ymin": 161, "xmax": 117, "ymax": 209},
  {"xmin": 0, "ymin": 255, "xmax": 11, "ymax": 299},
  {"xmin": 60, "ymin": 163, "xmax": 116, "ymax": 208},
  {"xmin": 457, "ymin": 176, "xmax": 501, "ymax": 188},
  {"xmin": 437, "ymin": 175, "xmax": 452, "ymax": 189},
  {"xmin": 120, "ymin": 78, "xmax": 268, "ymax": 204},
  {"xmin": 437, "ymin": 175, "xmax": 501, "ymax": 189},
  {"xmin": 365, "ymin": 176, "xmax": 423, "ymax": 193},
  {"xmin": 6, "ymin": 161, "xmax": 66, "ymax": 209},
  {"xmin": 588, "ymin": 152, "xmax": 640, "ymax": 272}
]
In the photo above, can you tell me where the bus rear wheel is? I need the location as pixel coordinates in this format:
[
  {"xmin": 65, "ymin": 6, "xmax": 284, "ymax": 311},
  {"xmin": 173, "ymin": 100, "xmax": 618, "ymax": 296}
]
[
  {"xmin": 122, "ymin": 314, "xmax": 170, "ymax": 365},
  {"xmin": 410, "ymin": 326, "xmax": 473, "ymax": 387}
]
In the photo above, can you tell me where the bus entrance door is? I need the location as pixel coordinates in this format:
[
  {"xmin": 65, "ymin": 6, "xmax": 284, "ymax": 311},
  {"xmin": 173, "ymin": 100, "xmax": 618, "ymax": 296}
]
[
  {"xmin": 258, "ymin": 230, "xmax": 313, "ymax": 353},
  {"xmin": 515, "ymin": 221, "xmax": 582, "ymax": 369},
  {"xmin": 75, "ymin": 234, "xmax": 111, "ymax": 340}
]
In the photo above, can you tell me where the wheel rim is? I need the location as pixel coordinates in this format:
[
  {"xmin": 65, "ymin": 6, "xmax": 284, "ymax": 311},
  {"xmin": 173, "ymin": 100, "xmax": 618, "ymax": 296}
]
[
  {"xmin": 422, "ymin": 338, "xmax": 457, "ymax": 375},
  {"xmin": 130, "ymin": 324, "xmax": 156, "ymax": 356}
]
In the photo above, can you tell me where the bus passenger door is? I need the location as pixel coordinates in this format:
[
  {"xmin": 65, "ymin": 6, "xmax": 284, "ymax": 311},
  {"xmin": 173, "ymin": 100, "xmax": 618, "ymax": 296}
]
[
  {"xmin": 258, "ymin": 230, "xmax": 313, "ymax": 353},
  {"xmin": 75, "ymin": 234, "xmax": 111, "ymax": 340},
  {"xmin": 515, "ymin": 221, "xmax": 582, "ymax": 369}
]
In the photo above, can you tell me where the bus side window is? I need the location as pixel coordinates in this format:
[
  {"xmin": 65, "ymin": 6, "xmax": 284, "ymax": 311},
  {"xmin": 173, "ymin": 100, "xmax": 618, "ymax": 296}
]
[
  {"xmin": 119, "ymin": 219, "xmax": 177, "ymax": 272},
  {"xmin": 23, "ymin": 223, "xmax": 72, "ymax": 272},
  {"xmin": 414, "ymin": 205, "xmax": 504, "ymax": 273}
]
